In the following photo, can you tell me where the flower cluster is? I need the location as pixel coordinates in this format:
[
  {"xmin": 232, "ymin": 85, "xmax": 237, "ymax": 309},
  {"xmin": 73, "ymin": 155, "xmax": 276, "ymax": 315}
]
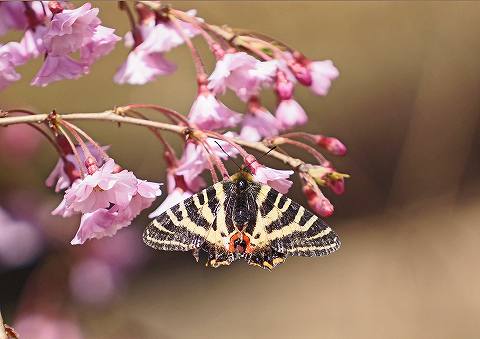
[
  {"xmin": 0, "ymin": 1, "xmax": 120, "ymax": 88},
  {"xmin": 1, "ymin": 2, "xmax": 348, "ymax": 241}
]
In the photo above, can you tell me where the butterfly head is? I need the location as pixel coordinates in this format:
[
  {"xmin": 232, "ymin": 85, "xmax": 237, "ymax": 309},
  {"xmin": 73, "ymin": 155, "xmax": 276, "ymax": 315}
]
[{"xmin": 230, "ymin": 169, "xmax": 254, "ymax": 191}]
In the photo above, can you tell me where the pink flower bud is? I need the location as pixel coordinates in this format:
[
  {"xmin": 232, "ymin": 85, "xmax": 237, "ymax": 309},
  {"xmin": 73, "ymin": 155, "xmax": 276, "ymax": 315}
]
[
  {"xmin": 48, "ymin": 1, "xmax": 64, "ymax": 14},
  {"xmin": 85, "ymin": 156, "xmax": 98, "ymax": 175},
  {"xmin": 314, "ymin": 135, "xmax": 347, "ymax": 156},
  {"xmin": 275, "ymin": 71, "xmax": 294, "ymax": 100},
  {"xmin": 303, "ymin": 184, "xmax": 334, "ymax": 217},
  {"xmin": 288, "ymin": 59, "xmax": 312, "ymax": 86}
]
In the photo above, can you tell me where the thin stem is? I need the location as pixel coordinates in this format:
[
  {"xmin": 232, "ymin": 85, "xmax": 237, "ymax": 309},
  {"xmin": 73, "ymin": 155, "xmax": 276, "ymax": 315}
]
[
  {"xmin": 170, "ymin": 9, "xmax": 219, "ymax": 48},
  {"xmin": 168, "ymin": 14, "xmax": 207, "ymax": 79},
  {"xmin": 59, "ymin": 120, "xmax": 93, "ymax": 161},
  {"xmin": 199, "ymin": 142, "xmax": 220, "ymax": 182},
  {"xmin": 61, "ymin": 120, "xmax": 109, "ymax": 161},
  {"xmin": 124, "ymin": 104, "xmax": 190, "ymax": 125},
  {"xmin": 56, "ymin": 125, "xmax": 84, "ymax": 176},
  {"xmin": 273, "ymin": 137, "xmax": 328, "ymax": 165}
]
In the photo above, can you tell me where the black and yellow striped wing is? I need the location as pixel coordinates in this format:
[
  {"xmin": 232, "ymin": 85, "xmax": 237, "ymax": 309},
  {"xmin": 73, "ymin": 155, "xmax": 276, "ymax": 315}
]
[
  {"xmin": 245, "ymin": 182, "xmax": 340, "ymax": 269},
  {"xmin": 143, "ymin": 181, "xmax": 237, "ymax": 266}
]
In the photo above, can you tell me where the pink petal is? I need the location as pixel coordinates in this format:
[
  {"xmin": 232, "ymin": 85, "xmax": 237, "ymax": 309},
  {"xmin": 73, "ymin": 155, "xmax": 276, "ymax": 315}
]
[
  {"xmin": 113, "ymin": 50, "xmax": 176, "ymax": 85},
  {"xmin": 31, "ymin": 55, "xmax": 89, "ymax": 87},
  {"xmin": 275, "ymin": 99, "xmax": 308, "ymax": 130}
]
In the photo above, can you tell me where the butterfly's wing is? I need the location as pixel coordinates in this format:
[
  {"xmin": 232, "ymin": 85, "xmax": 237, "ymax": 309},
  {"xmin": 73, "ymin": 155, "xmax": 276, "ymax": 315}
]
[
  {"xmin": 245, "ymin": 183, "xmax": 340, "ymax": 270},
  {"xmin": 143, "ymin": 181, "xmax": 236, "ymax": 267}
]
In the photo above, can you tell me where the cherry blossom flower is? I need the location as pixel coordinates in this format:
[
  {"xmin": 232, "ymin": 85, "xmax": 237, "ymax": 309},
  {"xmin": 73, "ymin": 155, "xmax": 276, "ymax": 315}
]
[
  {"xmin": 275, "ymin": 98, "xmax": 308, "ymax": 130},
  {"xmin": 31, "ymin": 2, "xmax": 119, "ymax": 86},
  {"xmin": 43, "ymin": 3, "xmax": 101, "ymax": 56},
  {"xmin": 46, "ymin": 143, "xmax": 108, "ymax": 192},
  {"xmin": 174, "ymin": 141, "xmax": 208, "ymax": 191},
  {"xmin": 70, "ymin": 177, "xmax": 161, "ymax": 244},
  {"xmin": 245, "ymin": 155, "xmax": 293, "ymax": 194},
  {"xmin": 208, "ymin": 52, "xmax": 277, "ymax": 101},
  {"xmin": 188, "ymin": 89, "xmax": 242, "ymax": 130},
  {"xmin": 62, "ymin": 158, "xmax": 138, "ymax": 214},
  {"xmin": 20, "ymin": 25, "xmax": 48, "ymax": 60},
  {"xmin": 137, "ymin": 9, "xmax": 199, "ymax": 53},
  {"xmin": 0, "ymin": 45, "xmax": 22, "ymax": 90},
  {"xmin": 313, "ymin": 135, "xmax": 347, "ymax": 156},
  {"xmin": 114, "ymin": 9, "xmax": 198, "ymax": 85},
  {"xmin": 206, "ymin": 132, "xmax": 240, "ymax": 159},
  {"xmin": 80, "ymin": 25, "xmax": 121, "ymax": 65},
  {"xmin": 113, "ymin": 50, "xmax": 176, "ymax": 85},
  {"xmin": 31, "ymin": 55, "xmax": 89, "ymax": 87},
  {"xmin": 240, "ymin": 98, "xmax": 280, "ymax": 141},
  {"xmin": 307, "ymin": 60, "xmax": 339, "ymax": 96}
]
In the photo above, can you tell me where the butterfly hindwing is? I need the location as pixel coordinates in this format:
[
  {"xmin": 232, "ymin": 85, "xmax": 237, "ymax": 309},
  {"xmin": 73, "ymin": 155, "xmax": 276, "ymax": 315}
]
[{"xmin": 245, "ymin": 183, "xmax": 340, "ymax": 269}]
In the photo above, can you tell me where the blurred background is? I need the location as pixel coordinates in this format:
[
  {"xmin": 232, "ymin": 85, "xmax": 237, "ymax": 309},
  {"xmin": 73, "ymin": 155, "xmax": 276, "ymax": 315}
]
[{"xmin": 1, "ymin": 1, "xmax": 480, "ymax": 338}]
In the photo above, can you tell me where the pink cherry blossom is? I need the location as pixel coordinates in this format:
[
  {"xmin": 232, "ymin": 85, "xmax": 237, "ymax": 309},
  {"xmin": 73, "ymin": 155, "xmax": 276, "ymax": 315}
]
[
  {"xmin": 20, "ymin": 25, "xmax": 48, "ymax": 60},
  {"xmin": 188, "ymin": 90, "xmax": 241, "ymax": 130},
  {"xmin": 113, "ymin": 50, "xmax": 176, "ymax": 85},
  {"xmin": 174, "ymin": 142, "xmax": 208, "ymax": 191},
  {"xmin": 80, "ymin": 25, "xmax": 121, "ymax": 65},
  {"xmin": 137, "ymin": 9, "xmax": 199, "ymax": 54},
  {"xmin": 64, "ymin": 159, "xmax": 138, "ymax": 213},
  {"xmin": 31, "ymin": 55, "xmax": 89, "ymax": 87},
  {"xmin": 275, "ymin": 98, "xmax": 308, "ymax": 130},
  {"xmin": 114, "ymin": 9, "xmax": 197, "ymax": 85},
  {"xmin": 308, "ymin": 60, "xmax": 339, "ymax": 96},
  {"xmin": 46, "ymin": 143, "xmax": 108, "ymax": 192},
  {"xmin": 240, "ymin": 99, "xmax": 280, "ymax": 142},
  {"xmin": 245, "ymin": 155, "xmax": 293, "ymax": 194},
  {"xmin": 44, "ymin": 3, "xmax": 101, "ymax": 56},
  {"xmin": 208, "ymin": 52, "xmax": 276, "ymax": 101},
  {"xmin": 70, "ymin": 178, "xmax": 161, "ymax": 244},
  {"xmin": 0, "ymin": 45, "xmax": 22, "ymax": 90}
]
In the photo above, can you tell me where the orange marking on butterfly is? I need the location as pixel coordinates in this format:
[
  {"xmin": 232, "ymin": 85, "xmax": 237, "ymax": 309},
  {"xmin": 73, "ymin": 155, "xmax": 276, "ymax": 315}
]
[{"xmin": 228, "ymin": 232, "xmax": 254, "ymax": 254}]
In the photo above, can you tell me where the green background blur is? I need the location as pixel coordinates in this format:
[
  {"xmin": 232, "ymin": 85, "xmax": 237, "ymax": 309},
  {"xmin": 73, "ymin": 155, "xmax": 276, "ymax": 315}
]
[{"xmin": 2, "ymin": 1, "xmax": 480, "ymax": 338}]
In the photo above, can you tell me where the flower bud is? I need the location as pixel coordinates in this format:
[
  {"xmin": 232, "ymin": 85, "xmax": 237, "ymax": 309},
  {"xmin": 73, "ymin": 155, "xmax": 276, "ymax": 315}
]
[
  {"xmin": 274, "ymin": 71, "xmax": 294, "ymax": 100},
  {"xmin": 302, "ymin": 183, "xmax": 334, "ymax": 217},
  {"xmin": 48, "ymin": 1, "xmax": 64, "ymax": 14},
  {"xmin": 288, "ymin": 59, "xmax": 312, "ymax": 86},
  {"xmin": 85, "ymin": 156, "xmax": 98, "ymax": 175},
  {"xmin": 313, "ymin": 135, "xmax": 347, "ymax": 156}
]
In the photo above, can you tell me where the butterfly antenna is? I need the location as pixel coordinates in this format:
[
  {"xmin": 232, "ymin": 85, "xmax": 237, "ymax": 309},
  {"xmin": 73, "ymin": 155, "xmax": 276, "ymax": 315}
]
[
  {"xmin": 245, "ymin": 145, "xmax": 277, "ymax": 169},
  {"xmin": 214, "ymin": 141, "xmax": 242, "ymax": 170}
]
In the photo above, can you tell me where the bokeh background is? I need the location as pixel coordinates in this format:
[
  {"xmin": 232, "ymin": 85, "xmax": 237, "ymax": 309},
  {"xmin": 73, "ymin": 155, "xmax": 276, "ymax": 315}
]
[{"xmin": 1, "ymin": 1, "xmax": 480, "ymax": 338}]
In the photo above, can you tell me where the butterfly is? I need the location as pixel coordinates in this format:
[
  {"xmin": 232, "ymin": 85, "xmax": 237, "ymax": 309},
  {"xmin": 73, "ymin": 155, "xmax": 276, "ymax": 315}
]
[{"xmin": 143, "ymin": 168, "xmax": 340, "ymax": 270}]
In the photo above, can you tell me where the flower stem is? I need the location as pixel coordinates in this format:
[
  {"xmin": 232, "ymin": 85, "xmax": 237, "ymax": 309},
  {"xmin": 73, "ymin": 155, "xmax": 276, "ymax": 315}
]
[
  {"xmin": 272, "ymin": 137, "xmax": 328, "ymax": 165},
  {"xmin": 56, "ymin": 124, "xmax": 84, "ymax": 176}
]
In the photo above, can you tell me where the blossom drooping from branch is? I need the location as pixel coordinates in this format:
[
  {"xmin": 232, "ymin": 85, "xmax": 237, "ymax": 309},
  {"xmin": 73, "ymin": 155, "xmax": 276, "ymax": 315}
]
[
  {"xmin": 208, "ymin": 51, "xmax": 276, "ymax": 101},
  {"xmin": 188, "ymin": 88, "xmax": 242, "ymax": 130},
  {"xmin": 240, "ymin": 98, "xmax": 281, "ymax": 142},
  {"xmin": 245, "ymin": 155, "xmax": 294, "ymax": 194},
  {"xmin": 31, "ymin": 2, "xmax": 120, "ymax": 87}
]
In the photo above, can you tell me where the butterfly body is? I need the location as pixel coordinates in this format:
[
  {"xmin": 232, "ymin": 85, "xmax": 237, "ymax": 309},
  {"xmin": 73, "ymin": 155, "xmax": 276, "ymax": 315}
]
[{"xmin": 143, "ymin": 169, "xmax": 340, "ymax": 270}]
